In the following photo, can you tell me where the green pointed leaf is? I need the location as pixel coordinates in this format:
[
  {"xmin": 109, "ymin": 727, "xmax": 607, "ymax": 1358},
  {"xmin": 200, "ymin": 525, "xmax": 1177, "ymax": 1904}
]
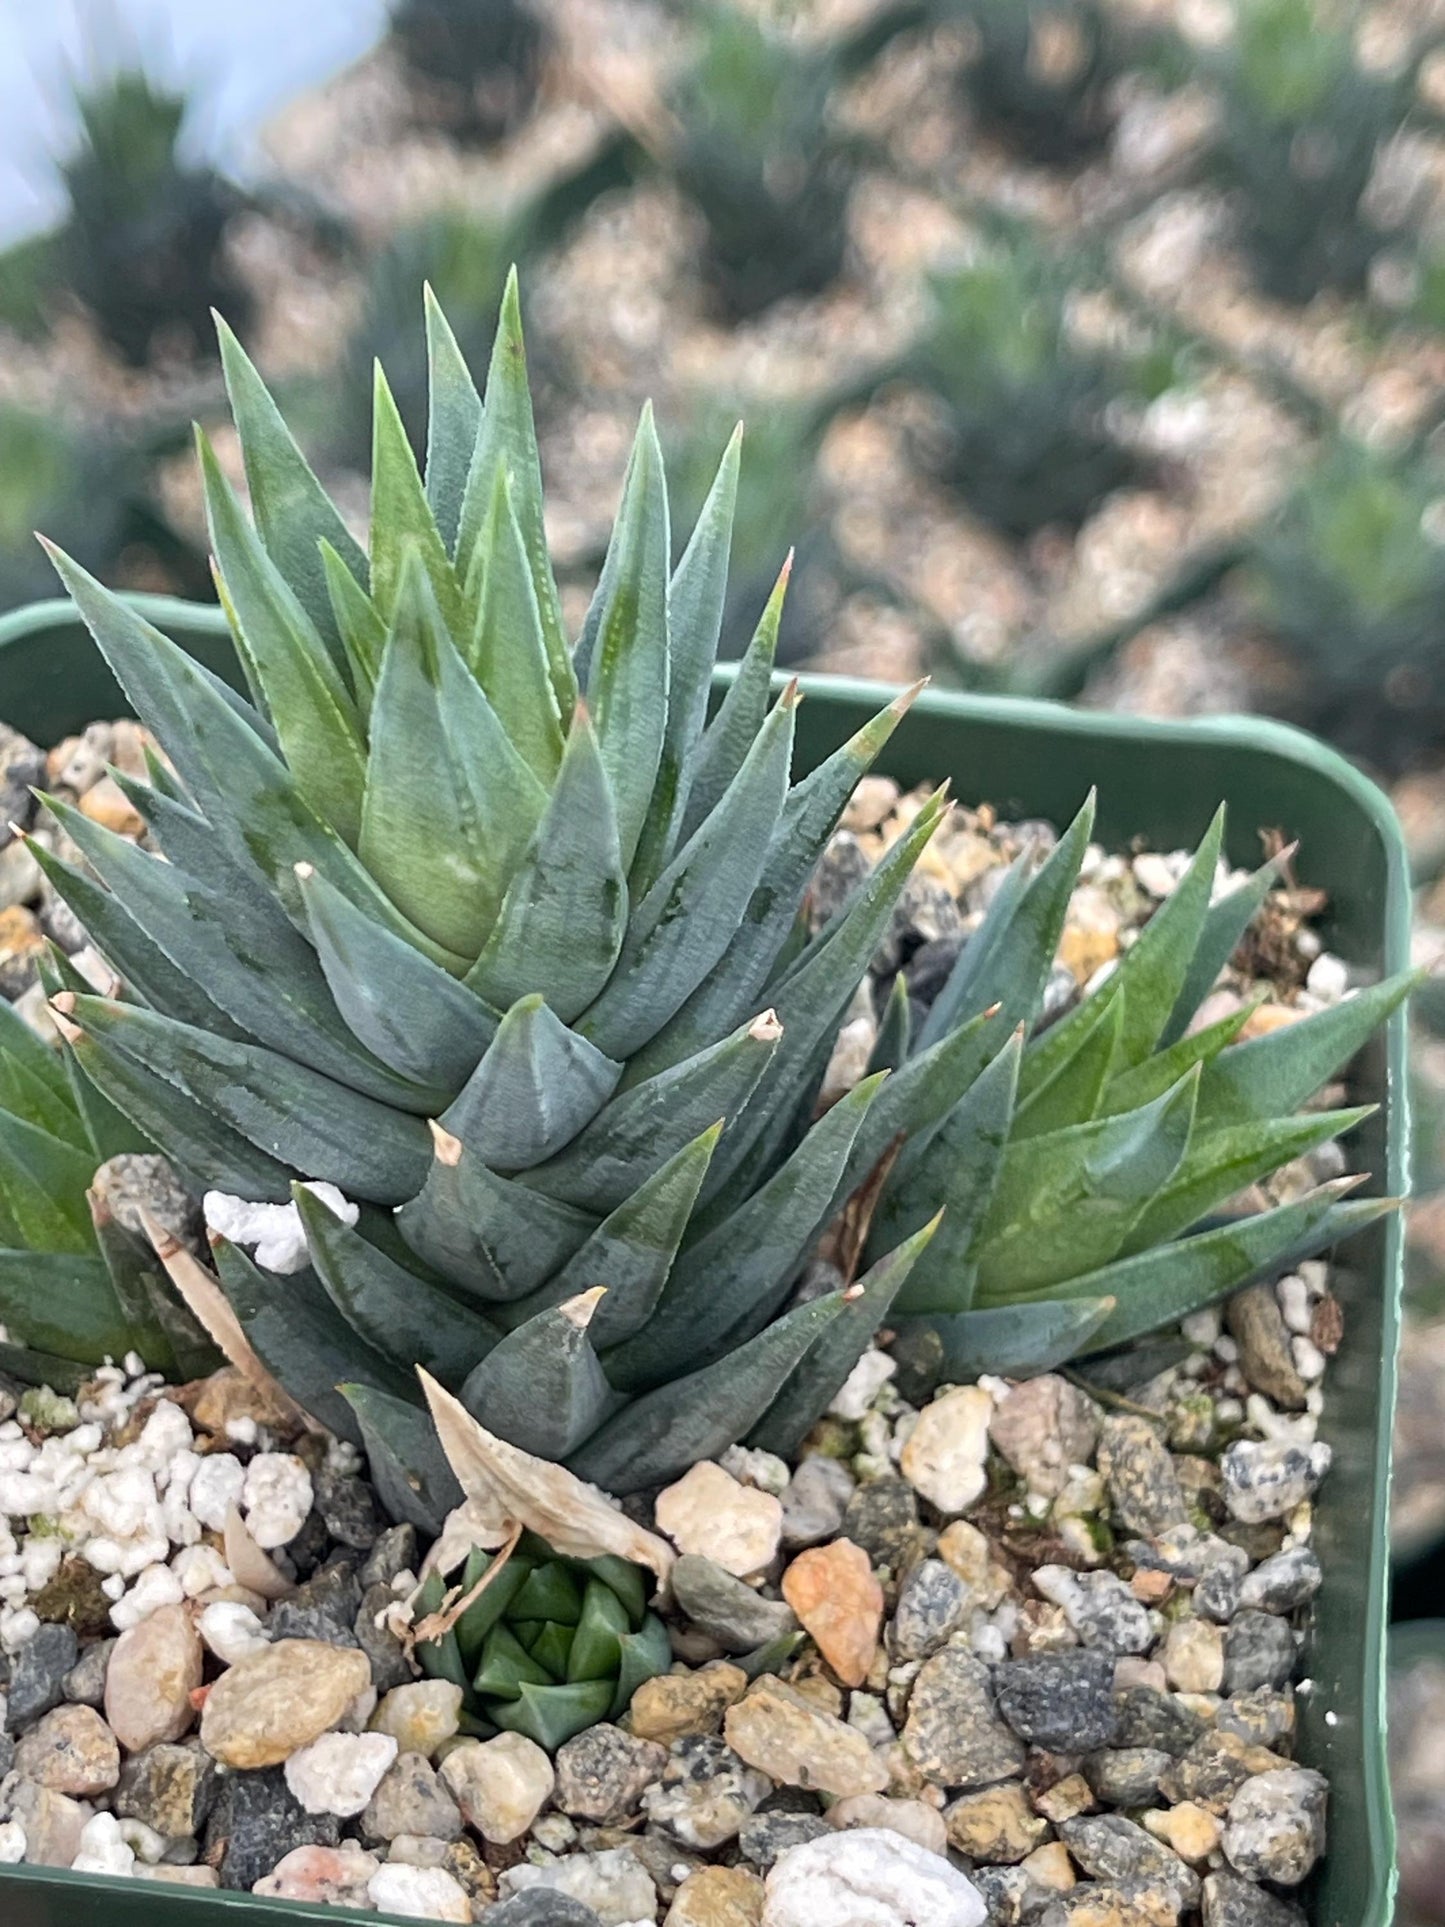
[
  {"xmin": 217, "ymin": 313, "xmax": 367, "ymax": 670},
  {"xmin": 0, "ymin": 994, "xmax": 76, "ymax": 1110},
  {"xmin": 577, "ymin": 682, "xmax": 797, "ymax": 1059},
  {"xmin": 321, "ymin": 539, "xmax": 388, "ymax": 715},
  {"xmin": 1196, "ymin": 968, "xmax": 1420, "ymax": 1126},
  {"xmin": 1012, "ymin": 980, "xmax": 1123, "ymax": 1138},
  {"xmin": 459, "ymin": 1292, "xmax": 616, "ymax": 1458},
  {"xmin": 567, "ymin": 1578, "xmax": 630, "ymax": 1681},
  {"xmin": 629, "ymin": 686, "xmax": 921, "ymax": 1082},
  {"xmin": 1106, "ymin": 807, "xmax": 1225, "ymax": 1071},
  {"xmin": 199, "ymin": 429, "xmax": 367, "ymax": 843},
  {"xmin": 360, "ymin": 556, "xmax": 548, "ymax": 958},
  {"xmin": 342, "ymin": 1380, "xmax": 465, "ymax": 1535},
  {"xmin": 1161, "ymin": 847, "xmax": 1292, "ymax": 1047},
  {"xmin": 0, "ymin": 1110, "xmax": 102, "ymax": 1254},
  {"xmin": 398, "ymin": 1128, "xmax": 596, "ymax": 1302},
  {"xmin": 512, "ymin": 1562, "xmax": 585, "ymax": 1627},
  {"xmin": 296, "ymin": 860, "xmax": 499, "ymax": 1091},
  {"xmin": 608, "ymin": 1073, "xmax": 884, "ymax": 1392},
  {"xmin": 892, "ymin": 1296, "xmax": 1119, "ymax": 1384},
  {"xmin": 503, "ymin": 1123, "xmax": 721, "ymax": 1346},
  {"xmin": 0, "ymin": 1252, "xmax": 131, "ymax": 1365},
  {"xmin": 465, "ymin": 703, "xmax": 628, "ymax": 1024},
  {"xmin": 520, "ymin": 1009, "xmax": 782, "ymax": 1215},
  {"xmin": 631, "ymin": 424, "xmax": 742, "ymax": 891},
  {"xmin": 475, "ymin": 1623, "xmax": 555, "ymax": 1698},
  {"xmin": 442, "ymin": 996, "xmax": 621, "ymax": 1172},
  {"xmin": 676, "ymin": 552, "xmax": 785, "ymax": 846},
  {"xmin": 610, "ymin": 1612, "xmax": 672, "ymax": 1718},
  {"xmin": 974, "ymin": 1069, "xmax": 1201, "ymax": 1297},
  {"xmin": 881, "ymin": 1030, "xmax": 1023, "ymax": 1316},
  {"xmin": 369, "ymin": 362, "xmax": 467, "ymax": 636},
  {"xmin": 586, "ymin": 1554, "xmax": 647, "ymax": 1623},
  {"xmin": 577, "ymin": 405, "xmax": 670, "ymax": 873},
  {"xmin": 1119, "ymin": 1105, "xmax": 1374, "ymax": 1255},
  {"xmin": 214, "ymin": 1236, "xmax": 414, "ymax": 1443},
  {"xmin": 64, "ymin": 995, "xmax": 432, "ymax": 1206},
  {"xmin": 466, "ymin": 467, "xmax": 564, "ymax": 781},
  {"xmin": 489, "ymin": 1678, "xmax": 613, "ymax": 1749},
  {"xmin": 64, "ymin": 1046, "xmax": 150, "ymax": 1163},
  {"xmin": 571, "ymin": 1291, "xmax": 846, "ymax": 1495},
  {"xmin": 0, "ymin": 1043, "xmax": 90, "ymax": 1153},
  {"xmin": 749, "ymin": 1211, "xmax": 945, "ymax": 1459},
  {"xmin": 90, "ymin": 1197, "xmax": 219, "ymax": 1379},
  {"xmin": 456, "ymin": 270, "xmax": 574, "ymax": 719},
  {"xmin": 869, "ymin": 972, "xmax": 912, "ymax": 1075},
  {"xmin": 455, "ymin": 1555, "xmax": 531, "ymax": 1665},
  {"xmin": 424, "ymin": 285, "xmax": 484, "ymax": 552},
  {"xmin": 0, "ymin": 1342, "xmax": 89, "ymax": 1393},
  {"xmin": 1099, "ymin": 1001, "xmax": 1255, "ymax": 1116},
  {"xmin": 297, "ymin": 1184, "xmax": 502, "ymax": 1389},
  {"xmin": 414, "ymin": 1571, "xmax": 469, "ymax": 1693},
  {"xmin": 922, "ymin": 793, "xmax": 1095, "ymax": 1053}
]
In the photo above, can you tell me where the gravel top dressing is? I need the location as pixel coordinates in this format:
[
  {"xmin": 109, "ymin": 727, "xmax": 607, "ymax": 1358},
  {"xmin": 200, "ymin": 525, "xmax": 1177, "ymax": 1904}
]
[{"xmin": 0, "ymin": 716, "xmax": 1370, "ymax": 1926}]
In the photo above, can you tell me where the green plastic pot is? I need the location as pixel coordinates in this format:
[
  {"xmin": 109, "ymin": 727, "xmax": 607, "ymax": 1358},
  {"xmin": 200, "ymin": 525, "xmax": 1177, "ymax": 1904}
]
[{"xmin": 0, "ymin": 594, "xmax": 1411, "ymax": 1927}]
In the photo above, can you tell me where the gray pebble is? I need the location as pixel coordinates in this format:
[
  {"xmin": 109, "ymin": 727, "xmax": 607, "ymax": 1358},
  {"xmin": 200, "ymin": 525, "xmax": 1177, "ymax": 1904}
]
[
  {"xmin": 670, "ymin": 1556, "xmax": 797, "ymax": 1655},
  {"xmin": 1202, "ymin": 1870, "xmax": 1308, "ymax": 1927},
  {"xmin": 8, "ymin": 1623, "xmax": 77, "ymax": 1728},
  {"xmin": 1098, "ymin": 1416, "xmax": 1188, "ymax": 1537},
  {"xmin": 1060, "ymin": 1813, "xmax": 1201, "ymax": 1912},
  {"xmin": 1223, "ymin": 1767, "xmax": 1328, "ymax": 1885},
  {"xmin": 1221, "ymin": 1440, "xmax": 1330, "ymax": 1524},
  {"xmin": 484, "ymin": 1896, "xmax": 605, "ymax": 1927},
  {"xmin": 360, "ymin": 1751, "xmax": 462, "ymax": 1844},
  {"xmin": 61, "ymin": 1638, "xmax": 114, "ymax": 1708},
  {"xmin": 1112, "ymin": 1685, "xmax": 1205, "ymax": 1757},
  {"xmin": 360, "ymin": 1523, "xmax": 417, "ymax": 1589},
  {"xmin": 207, "ymin": 1766, "xmax": 340, "ymax": 1889},
  {"xmin": 554, "ymin": 1723, "xmax": 667, "ymax": 1825},
  {"xmin": 1226, "ymin": 1286, "xmax": 1308, "ymax": 1410},
  {"xmin": 1084, "ymin": 1746, "xmax": 1173, "ymax": 1806},
  {"xmin": 314, "ymin": 1464, "xmax": 380, "ymax": 1551},
  {"xmin": 1195, "ymin": 1561, "xmax": 1247, "ymax": 1623},
  {"xmin": 891, "ymin": 1559, "xmax": 968, "ymax": 1661},
  {"xmin": 268, "ymin": 1560, "xmax": 362, "ymax": 1647},
  {"xmin": 116, "ymin": 1740, "xmax": 218, "ymax": 1838},
  {"xmin": 640, "ymin": 1733, "xmax": 770, "ymax": 1850},
  {"xmin": 1215, "ymin": 1687, "xmax": 1295, "ymax": 1751},
  {"xmin": 903, "ymin": 1648, "xmax": 1027, "ymax": 1789},
  {"xmin": 737, "ymin": 1809, "xmax": 830, "ymax": 1870},
  {"xmin": 993, "ymin": 1651, "xmax": 1118, "ymax": 1752},
  {"xmin": 842, "ymin": 1478, "xmax": 924, "ymax": 1570},
  {"xmin": 780, "ymin": 1456, "xmax": 854, "ymax": 1549},
  {"xmin": 1223, "ymin": 1612, "xmax": 1297, "ymax": 1693},
  {"xmin": 1237, "ymin": 1547, "xmax": 1322, "ymax": 1615},
  {"xmin": 355, "ymin": 1581, "xmax": 414, "ymax": 1694}
]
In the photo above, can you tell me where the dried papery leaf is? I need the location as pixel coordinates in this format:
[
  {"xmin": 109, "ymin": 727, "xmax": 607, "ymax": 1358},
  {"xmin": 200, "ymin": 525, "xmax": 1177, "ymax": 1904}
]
[
  {"xmin": 834, "ymin": 1134, "xmax": 905, "ymax": 1285},
  {"xmin": 411, "ymin": 1519, "xmax": 523, "ymax": 1647},
  {"xmin": 142, "ymin": 1208, "xmax": 313, "ymax": 1434},
  {"xmin": 223, "ymin": 1502, "xmax": 295, "ymax": 1600},
  {"xmin": 419, "ymin": 1367, "xmax": 674, "ymax": 1588}
]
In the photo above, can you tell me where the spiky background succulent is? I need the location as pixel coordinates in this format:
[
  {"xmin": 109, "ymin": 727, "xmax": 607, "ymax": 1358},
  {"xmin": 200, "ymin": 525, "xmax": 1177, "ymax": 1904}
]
[
  {"xmin": 391, "ymin": 0, "xmax": 551, "ymax": 148},
  {"xmin": 27, "ymin": 275, "xmax": 1408, "ymax": 1513},
  {"xmin": 412, "ymin": 1530, "xmax": 671, "ymax": 1746},
  {"xmin": 946, "ymin": 0, "xmax": 1131, "ymax": 166}
]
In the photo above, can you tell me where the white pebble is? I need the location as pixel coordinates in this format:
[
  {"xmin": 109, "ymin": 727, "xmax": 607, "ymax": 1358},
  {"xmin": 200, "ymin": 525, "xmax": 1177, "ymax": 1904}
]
[
  {"xmin": 241, "ymin": 1453, "xmax": 313, "ymax": 1550},
  {"xmin": 1214, "ymin": 1335, "xmax": 1239, "ymax": 1363},
  {"xmin": 0, "ymin": 1820, "xmax": 25, "ymax": 1863},
  {"xmin": 72, "ymin": 1813, "xmax": 137, "ymax": 1878},
  {"xmin": 172, "ymin": 1544, "xmax": 233, "ymax": 1598},
  {"xmin": 1181, "ymin": 1306, "xmax": 1222, "ymax": 1347},
  {"xmin": 130, "ymin": 1401, "xmax": 195, "ymax": 1473},
  {"xmin": 198, "ymin": 1600, "xmax": 271, "ymax": 1664},
  {"xmin": 1133, "ymin": 853, "xmax": 1178, "ymax": 898},
  {"xmin": 1, "ymin": 1605, "xmax": 40, "ymax": 1651},
  {"xmin": 367, "ymin": 1863, "xmax": 472, "ymax": 1921},
  {"xmin": 118, "ymin": 1818, "xmax": 169, "ymax": 1863},
  {"xmin": 111, "ymin": 1562, "xmax": 185, "ymax": 1632},
  {"xmin": 204, "ymin": 1183, "xmax": 358, "ymax": 1275},
  {"xmin": 1305, "ymin": 953, "xmax": 1350, "ymax": 1002},
  {"xmin": 285, "ymin": 1731, "xmax": 399, "ymax": 1817},
  {"xmin": 1277, "ymin": 1275, "xmax": 1313, "ymax": 1335},
  {"xmin": 1291, "ymin": 1336, "xmax": 1327, "ymax": 1383},
  {"xmin": 830, "ymin": 1349, "xmax": 898, "ymax": 1421},
  {"xmin": 189, "ymin": 1454, "xmax": 246, "ymax": 1532}
]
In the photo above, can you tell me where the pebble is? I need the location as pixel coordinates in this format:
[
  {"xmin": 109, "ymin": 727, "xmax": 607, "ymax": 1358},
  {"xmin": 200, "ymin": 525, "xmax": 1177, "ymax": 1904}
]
[
  {"xmin": 197, "ymin": 1600, "xmax": 270, "ymax": 1665},
  {"xmin": 0, "ymin": 1821, "xmax": 25, "ymax": 1864},
  {"xmin": 1060, "ymin": 1814, "xmax": 1201, "ymax": 1914},
  {"xmin": 989, "ymin": 1376, "xmax": 1099, "ymax": 1498},
  {"xmin": 992, "ymin": 1650, "xmax": 1118, "ymax": 1751},
  {"xmin": 14, "ymin": 1703, "xmax": 120, "ymax": 1795},
  {"xmin": 780, "ymin": 1457, "xmax": 855, "ymax": 1549},
  {"xmin": 1223, "ymin": 1613, "xmax": 1297, "ymax": 1693},
  {"xmin": 1222, "ymin": 1768, "xmax": 1328, "ymax": 1885},
  {"xmin": 672, "ymin": 1555, "xmax": 798, "ymax": 1654},
  {"xmin": 1220, "ymin": 1440, "xmax": 1331, "ymax": 1523},
  {"xmin": 355, "ymin": 1578, "xmax": 413, "ymax": 1692},
  {"xmin": 283, "ymin": 1729, "xmax": 398, "ymax": 1816},
  {"xmin": 899, "ymin": 1385, "xmax": 993, "ymax": 1514},
  {"xmin": 369, "ymin": 1679, "xmax": 464, "ymax": 1756},
  {"xmin": 61, "ymin": 1638, "xmax": 113, "ymax": 1708},
  {"xmin": 1034, "ymin": 1567, "xmax": 1154, "ymax": 1654},
  {"xmin": 888, "ymin": 1557, "xmax": 968, "ymax": 1661},
  {"xmin": 829, "ymin": 1792, "xmax": 948, "ymax": 1855},
  {"xmin": 1085, "ymin": 1747, "xmax": 1172, "ymax": 1807},
  {"xmin": 944, "ymin": 1781, "xmax": 1052, "ymax": 1862},
  {"xmin": 268, "ymin": 1560, "xmax": 362, "ymax": 1647},
  {"xmin": 71, "ymin": 1810, "xmax": 136, "ymax": 1877},
  {"xmin": 656, "ymin": 1462, "xmax": 783, "ymax": 1577},
  {"xmin": 643, "ymin": 1734, "xmax": 771, "ymax": 1848},
  {"xmin": 8, "ymin": 1623, "xmax": 78, "ymax": 1727},
  {"xmin": 9, "ymin": 1782, "xmax": 87, "ymax": 1866},
  {"xmin": 206, "ymin": 1764, "xmax": 341, "ymax": 1888},
  {"xmin": 199, "ymin": 1639, "xmax": 371, "ymax": 1768},
  {"xmin": 666, "ymin": 1863, "xmax": 766, "ymax": 1927},
  {"xmin": 1226, "ymin": 1288, "xmax": 1308, "ymax": 1410},
  {"xmin": 725, "ymin": 1677, "xmax": 888, "ymax": 1797},
  {"xmin": 1160, "ymin": 1732, "xmax": 1289, "ymax": 1813},
  {"xmin": 314, "ymin": 1462, "xmax": 379, "ymax": 1550},
  {"xmin": 738, "ymin": 1810, "xmax": 831, "ymax": 1870},
  {"xmin": 1201, "ymin": 1870, "xmax": 1308, "ymax": 1927},
  {"xmin": 631, "ymin": 1663, "xmax": 749, "ymax": 1744},
  {"xmin": 368, "ymin": 1862, "xmax": 471, "ymax": 1921},
  {"xmin": 1144, "ymin": 1800, "xmax": 1223, "ymax": 1865},
  {"xmin": 500, "ymin": 1845, "xmax": 659, "ymax": 1926},
  {"xmin": 555, "ymin": 1722, "xmax": 668, "ymax": 1824},
  {"xmin": 780, "ymin": 1539, "xmax": 882, "ymax": 1686},
  {"xmin": 841, "ymin": 1480, "xmax": 924, "ymax": 1569},
  {"xmin": 360, "ymin": 1750, "xmax": 463, "ymax": 1843},
  {"xmin": 253, "ymin": 1841, "xmax": 380, "ymax": 1907},
  {"xmin": 488, "ymin": 1896, "xmax": 605, "ymax": 1927},
  {"xmin": 1237, "ymin": 1546, "xmax": 1322, "ymax": 1613},
  {"xmin": 1097, "ymin": 1417, "xmax": 1188, "ymax": 1536},
  {"xmin": 1161, "ymin": 1618, "xmax": 1225, "ymax": 1694},
  {"xmin": 762, "ymin": 1827, "xmax": 986, "ymax": 1927},
  {"xmin": 240, "ymin": 1452, "xmax": 314, "ymax": 1550},
  {"xmin": 1215, "ymin": 1687, "xmax": 1295, "ymax": 1751},
  {"xmin": 440, "ymin": 1732, "xmax": 555, "ymax": 1844},
  {"xmin": 902, "ymin": 1648, "xmax": 1026, "ymax": 1788},
  {"xmin": 105, "ymin": 1604, "xmax": 202, "ymax": 1752},
  {"xmin": 115, "ymin": 1740, "xmax": 217, "ymax": 1836}
]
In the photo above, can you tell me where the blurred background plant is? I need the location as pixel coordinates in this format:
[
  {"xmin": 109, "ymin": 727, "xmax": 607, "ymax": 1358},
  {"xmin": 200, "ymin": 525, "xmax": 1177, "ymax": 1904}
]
[{"xmin": 390, "ymin": 0, "xmax": 553, "ymax": 147}]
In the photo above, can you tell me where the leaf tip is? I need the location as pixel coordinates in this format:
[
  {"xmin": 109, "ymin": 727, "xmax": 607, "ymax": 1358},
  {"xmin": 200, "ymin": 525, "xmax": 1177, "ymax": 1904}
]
[
  {"xmin": 428, "ymin": 1119, "xmax": 464, "ymax": 1167},
  {"xmin": 749, "ymin": 1008, "xmax": 783, "ymax": 1045}
]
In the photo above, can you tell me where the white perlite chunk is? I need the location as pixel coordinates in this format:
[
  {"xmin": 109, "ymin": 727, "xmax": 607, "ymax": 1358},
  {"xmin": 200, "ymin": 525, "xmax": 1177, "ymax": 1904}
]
[
  {"xmin": 763, "ymin": 1827, "xmax": 986, "ymax": 1927},
  {"xmin": 500, "ymin": 1845, "xmax": 659, "ymax": 1924},
  {"xmin": 0, "ymin": 1820, "xmax": 25, "ymax": 1863},
  {"xmin": 188, "ymin": 1453, "xmax": 246, "ymax": 1533},
  {"xmin": 285, "ymin": 1731, "xmax": 399, "ymax": 1817},
  {"xmin": 830, "ymin": 1348, "xmax": 897, "ymax": 1420},
  {"xmin": 110, "ymin": 1562, "xmax": 184, "ymax": 1631},
  {"xmin": 204, "ymin": 1183, "xmax": 358, "ymax": 1275},
  {"xmin": 241, "ymin": 1453, "xmax": 314, "ymax": 1549},
  {"xmin": 199, "ymin": 1600, "xmax": 271, "ymax": 1664},
  {"xmin": 71, "ymin": 1812, "xmax": 137, "ymax": 1878},
  {"xmin": 367, "ymin": 1862, "xmax": 472, "ymax": 1921}
]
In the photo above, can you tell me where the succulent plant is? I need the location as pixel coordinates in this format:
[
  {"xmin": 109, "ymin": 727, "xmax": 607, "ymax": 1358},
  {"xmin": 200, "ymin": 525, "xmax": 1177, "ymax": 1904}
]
[
  {"xmin": 669, "ymin": 7, "xmax": 854, "ymax": 319},
  {"xmin": 1207, "ymin": 0, "xmax": 1425, "ymax": 305},
  {"xmin": 905, "ymin": 239, "xmax": 1146, "ymax": 537},
  {"xmin": 28, "ymin": 275, "xmax": 1409, "ymax": 1514},
  {"xmin": 412, "ymin": 1529, "xmax": 671, "ymax": 1746},
  {"xmin": 1245, "ymin": 436, "xmax": 1445, "ymax": 774},
  {"xmin": 0, "ymin": 990, "xmax": 216, "ymax": 1393},
  {"xmin": 391, "ymin": 0, "xmax": 551, "ymax": 148},
  {"xmin": 945, "ymin": 0, "xmax": 1136, "ymax": 166}
]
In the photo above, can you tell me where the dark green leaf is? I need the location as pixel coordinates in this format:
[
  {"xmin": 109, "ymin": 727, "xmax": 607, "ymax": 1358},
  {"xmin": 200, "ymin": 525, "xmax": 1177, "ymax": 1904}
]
[
  {"xmin": 423, "ymin": 284, "xmax": 484, "ymax": 552},
  {"xmin": 460, "ymin": 1291, "xmax": 616, "ymax": 1458},
  {"xmin": 466, "ymin": 467, "xmax": 564, "ymax": 782},
  {"xmin": 1012, "ymin": 980, "xmax": 1123, "ymax": 1138},
  {"xmin": 892, "ymin": 1296, "xmax": 1119, "ymax": 1382},
  {"xmin": 369, "ymin": 362, "xmax": 467, "ymax": 637},
  {"xmin": 1161, "ymin": 846, "xmax": 1292, "ymax": 1047},
  {"xmin": 442, "ymin": 997, "xmax": 621, "ymax": 1173},
  {"xmin": 567, "ymin": 1578, "xmax": 630, "ymax": 1680},
  {"xmin": 0, "ymin": 1251, "xmax": 131, "ymax": 1365},
  {"xmin": 342, "ymin": 1380, "xmax": 465, "ymax": 1535},
  {"xmin": 676, "ymin": 555, "xmax": 786, "ymax": 845},
  {"xmin": 489, "ymin": 1678, "xmax": 613, "ymax": 1749}
]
